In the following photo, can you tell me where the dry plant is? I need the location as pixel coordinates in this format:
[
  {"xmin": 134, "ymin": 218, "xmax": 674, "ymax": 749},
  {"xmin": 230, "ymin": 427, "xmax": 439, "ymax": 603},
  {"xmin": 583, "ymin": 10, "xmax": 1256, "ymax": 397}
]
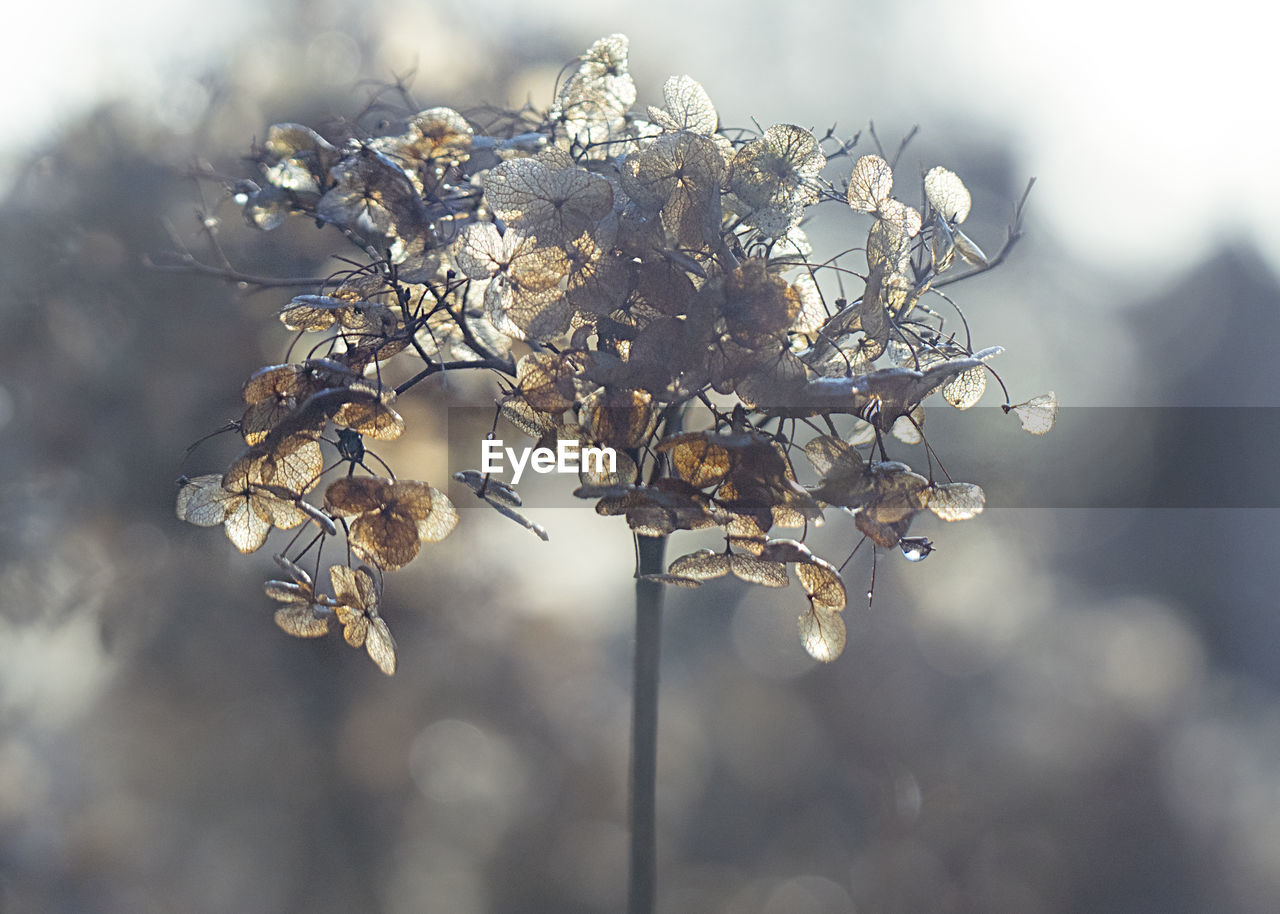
[{"xmin": 163, "ymin": 34, "xmax": 1056, "ymax": 912}]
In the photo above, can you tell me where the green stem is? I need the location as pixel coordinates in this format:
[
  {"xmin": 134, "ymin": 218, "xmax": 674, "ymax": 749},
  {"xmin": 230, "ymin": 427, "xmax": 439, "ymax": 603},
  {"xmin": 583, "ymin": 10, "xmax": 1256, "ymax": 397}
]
[{"xmin": 629, "ymin": 533, "xmax": 667, "ymax": 914}]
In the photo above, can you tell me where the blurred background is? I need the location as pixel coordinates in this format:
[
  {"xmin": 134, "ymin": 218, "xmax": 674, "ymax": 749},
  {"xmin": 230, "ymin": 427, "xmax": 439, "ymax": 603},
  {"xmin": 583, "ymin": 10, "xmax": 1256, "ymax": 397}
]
[{"xmin": 2, "ymin": 1, "xmax": 1279, "ymax": 912}]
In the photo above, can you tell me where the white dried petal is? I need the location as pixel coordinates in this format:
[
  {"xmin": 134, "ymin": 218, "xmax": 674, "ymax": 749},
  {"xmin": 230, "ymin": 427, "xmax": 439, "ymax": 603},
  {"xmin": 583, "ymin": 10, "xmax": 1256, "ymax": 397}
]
[
  {"xmin": 928, "ymin": 482, "xmax": 986, "ymax": 521},
  {"xmin": 848, "ymin": 154, "xmax": 893, "ymax": 212},
  {"xmin": 648, "ymin": 75, "xmax": 718, "ymax": 135},
  {"xmin": 924, "ymin": 166, "xmax": 972, "ymax": 224},
  {"xmin": 1011, "ymin": 392, "xmax": 1058, "ymax": 435}
]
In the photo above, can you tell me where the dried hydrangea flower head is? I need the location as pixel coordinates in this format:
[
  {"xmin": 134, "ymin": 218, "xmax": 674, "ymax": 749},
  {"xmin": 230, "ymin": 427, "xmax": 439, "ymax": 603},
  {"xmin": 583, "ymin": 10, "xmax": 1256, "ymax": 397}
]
[{"xmin": 175, "ymin": 35, "xmax": 1051, "ymax": 670}]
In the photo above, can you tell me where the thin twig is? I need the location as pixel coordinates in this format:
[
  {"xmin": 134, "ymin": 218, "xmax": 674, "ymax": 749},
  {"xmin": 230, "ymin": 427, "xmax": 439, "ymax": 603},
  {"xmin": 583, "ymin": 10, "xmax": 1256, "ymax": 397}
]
[
  {"xmin": 393, "ymin": 357, "xmax": 515, "ymax": 396},
  {"xmin": 143, "ymin": 251, "xmax": 328, "ymax": 289}
]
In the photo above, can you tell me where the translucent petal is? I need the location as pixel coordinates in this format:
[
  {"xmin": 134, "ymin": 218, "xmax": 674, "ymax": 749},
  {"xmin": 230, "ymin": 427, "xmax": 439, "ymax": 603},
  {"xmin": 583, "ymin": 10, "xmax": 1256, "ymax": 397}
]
[
  {"xmin": 798, "ymin": 604, "xmax": 846, "ymax": 662},
  {"xmin": 788, "ymin": 271, "xmax": 827, "ymax": 334},
  {"xmin": 660, "ymin": 433, "xmax": 734, "ymax": 487},
  {"xmin": 847, "ymin": 155, "xmax": 893, "ymax": 212},
  {"xmin": 942, "ymin": 366, "xmax": 987, "ymax": 409},
  {"xmin": 318, "ymin": 147, "xmax": 423, "ymax": 241},
  {"xmin": 483, "ymin": 158, "xmax": 613, "ymax": 244},
  {"xmin": 517, "ymin": 352, "xmax": 578, "ymax": 413},
  {"xmin": 415, "ymin": 487, "xmax": 459, "ymax": 543},
  {"xmin": 668, "ymin": 549, "xmax": 729, "ymax": 581},
  {"xmin": 728, "ymin": 124, "xmax": 824, "ymax": 234},
  {"xmin": 620, "ymin": 132, "xmax": 723, "ymax": 247},
  {"xmin": 866, "ymin": 201, "xmax": 921, "ymax": 273},
  {"xmin": 797, "ymin": 558, "xmax": 847, "ymax": 612},
  {"xmin": 223, "ymin": 496, "xmax": 273, "ymax": 553},
  {"xmin": 333, "ymin": 397, "xmax": 405, "ymax": 441},
  {"xmin": 928, "ymin": 482, "xmax": 986, "ymax": 521},
  {"xmin": 176, "ymin": 475, "xmax": 234, "ymax": 527},
  {"xmin": 554, "ymin": 35, "xmax": 636, "ymax": 145},
  {"xmin": 727, "ymin": 553, "xmax": 789, "ymax": 588},
  {"xmin": 803, "ymin": 435, "xmax": 860, "ymax": 477},
  {"xmin": 648, "ymin": 75, "xmax": 717, "ymax": 135},
  {"xmin": 260, "ymin": 436, "xmax": 325, "ymax": 495},
  {"xmin": 1011, "ymin": 392, "xmax": 1058, "ymax": 435},
  {"xmin": 365, "ymin": 616, "xmax": 397, "ymax": 675},
  {"xmin": 336, "ymin": 604, "xmax": 368, "ymax": 646},
  {"xmin": 262, "ymin": 123, "xmax": 337, "ymax": 195}
]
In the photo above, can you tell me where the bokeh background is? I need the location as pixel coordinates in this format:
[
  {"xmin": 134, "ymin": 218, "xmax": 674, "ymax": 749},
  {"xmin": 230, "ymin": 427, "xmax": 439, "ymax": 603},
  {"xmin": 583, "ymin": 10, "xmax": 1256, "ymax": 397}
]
[{"xmin": 3, "ymin": 2, "xmax": 1279, "ymax": 912}]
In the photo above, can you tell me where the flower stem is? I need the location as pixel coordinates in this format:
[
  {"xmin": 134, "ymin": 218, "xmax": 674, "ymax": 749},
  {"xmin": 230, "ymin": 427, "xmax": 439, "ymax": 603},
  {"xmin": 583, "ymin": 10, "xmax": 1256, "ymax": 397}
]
[{"xmin": 629, "ymin": 533, "xmax": 667, "ymax": 914}]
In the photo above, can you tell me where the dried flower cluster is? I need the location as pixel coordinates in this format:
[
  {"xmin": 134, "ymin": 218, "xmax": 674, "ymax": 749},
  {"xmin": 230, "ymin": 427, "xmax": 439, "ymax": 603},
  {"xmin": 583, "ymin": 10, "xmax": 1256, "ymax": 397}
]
[{"xmin": 176, "ymin": 35, "xmax": 1055, "ymax": 673}]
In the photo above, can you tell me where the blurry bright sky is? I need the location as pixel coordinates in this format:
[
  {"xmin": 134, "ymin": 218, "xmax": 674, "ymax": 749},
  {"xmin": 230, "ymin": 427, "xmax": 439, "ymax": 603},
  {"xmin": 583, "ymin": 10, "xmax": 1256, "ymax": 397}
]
[{"xmin": 5, "ymin": 0, "xmax": 1277, "ymax": 276}]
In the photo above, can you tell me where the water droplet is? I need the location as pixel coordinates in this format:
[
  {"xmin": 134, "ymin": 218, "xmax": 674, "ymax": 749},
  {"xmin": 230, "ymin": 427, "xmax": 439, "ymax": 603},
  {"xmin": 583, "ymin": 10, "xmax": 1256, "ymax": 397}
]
[{"xmin": 899, "ymin": 536, "xmax": 934, "ymax": 562}]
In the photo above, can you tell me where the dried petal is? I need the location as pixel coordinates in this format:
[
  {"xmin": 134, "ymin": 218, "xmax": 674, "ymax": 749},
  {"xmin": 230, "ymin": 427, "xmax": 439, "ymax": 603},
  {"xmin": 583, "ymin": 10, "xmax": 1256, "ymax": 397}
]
[
  {"xmin": 798, "ymin": 604, "xmax": 846, "ymax": 662},
  {"xmin": 1009, "ymin": 392, "xmax": 1058, "ymax": 435},
  {"xmin": 941, "ymin": 366, "xmax": 987, "ymax": 409},
  {"xmin": 924, "ymin": 166, "xmax": 971, "ymax": 224},
  {"xmin": 668, "ymin": 549, "xmax": 729, "ymax": 581},
  {"xmin": 648, "ymin": 75, "xmax": 718, "ymax": 135},
  {"xmin": 847, "ymin": 154, "xmax": 893, "ymax": 213},
  {"xmin": 928, "ymin": 482, "xmax": 986, "ymax": 521}
]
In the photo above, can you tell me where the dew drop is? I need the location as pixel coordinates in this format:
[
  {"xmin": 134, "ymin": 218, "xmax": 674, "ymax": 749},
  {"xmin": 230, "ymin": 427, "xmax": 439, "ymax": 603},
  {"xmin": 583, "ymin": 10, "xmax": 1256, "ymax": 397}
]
[{"xmin": 899, "ymin": 536, "xmax": 934, "ymax": 562}]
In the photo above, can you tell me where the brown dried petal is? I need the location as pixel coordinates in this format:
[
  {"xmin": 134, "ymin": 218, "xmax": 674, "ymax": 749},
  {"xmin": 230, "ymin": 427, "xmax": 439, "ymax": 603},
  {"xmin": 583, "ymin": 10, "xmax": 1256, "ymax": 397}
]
[
  {"xmin": 332, "ymin": 397, "xmax": 405, "ymax": 440},
  {"xmin": 350, "ymin": 510, "xmax": 421, "ymax": 570},
  {"xmin": 797, "ymin": 558, "xmax": 847, "ymax": 612},
  {"xmin": 579, "ymin": 387, "xmax": 654, "ymax": 450},
  {"xmin": 620, "ymin": 132, "xmax": 723, "ymax": 247},
  {"xmin": 329, "ymin": 564, "xmax": 378, "ymax": 615},
  {"xmin": 399, "ymin": 107, "xmax": 473, "ymax": 161},
  {"xmin": 660, "ymin": 433, "xmax": 733, "ymax": 488},
  {"xmin": 274, "ymin": 604, "xmax": 332, "ymax": 638},
  {"xmin": 517, "ymin": 352, "xmax": 578, "ymax": 413},
  {"xmin": 727, "ymin": 553, "xmax": 789, "ymax": 588},
  {"xmin": 668, "ymin": 549, "xmax": 730, "ymax": 581},
  {"xmin": 325, "ymin": 476, "xmax": 392, "ymax": 515}
]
